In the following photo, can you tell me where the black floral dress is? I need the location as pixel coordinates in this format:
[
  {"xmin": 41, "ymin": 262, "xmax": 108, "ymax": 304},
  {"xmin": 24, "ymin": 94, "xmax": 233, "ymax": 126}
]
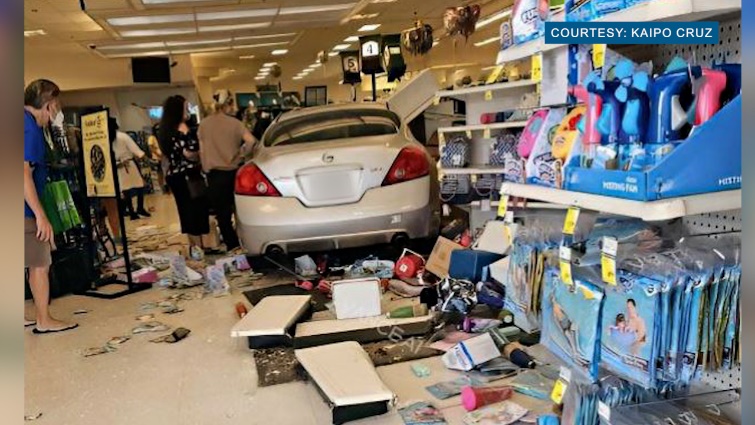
[{"xmin": 164, "ymin": 130, "xmax": 209, "ymax": 236}]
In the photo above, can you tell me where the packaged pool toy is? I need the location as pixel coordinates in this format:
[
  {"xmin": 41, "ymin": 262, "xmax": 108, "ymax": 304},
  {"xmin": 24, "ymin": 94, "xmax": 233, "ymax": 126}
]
[{"xmin": 512, "ymin": 0, "xmax": 543, "ymax": 44}]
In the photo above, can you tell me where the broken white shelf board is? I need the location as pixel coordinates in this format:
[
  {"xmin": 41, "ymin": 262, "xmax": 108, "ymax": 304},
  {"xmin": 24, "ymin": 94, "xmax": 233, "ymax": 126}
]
[
  {"xmin": 500, "ymin": 183, "xmax": 741, "ymax": 221},
  {"xmin": 295, "ymin": 341, "xmax": 394, "ymax": 407},
  {"xmin": 295, "ymin": 315, "xmax": 433, "ymax": 339},
  {"xmin": 436, "ymin": 80, "xmax": 537, "ymax": 100},
  {"xmin": 230, "ymin": 295, "xmax": 311, "ymax": 337}
]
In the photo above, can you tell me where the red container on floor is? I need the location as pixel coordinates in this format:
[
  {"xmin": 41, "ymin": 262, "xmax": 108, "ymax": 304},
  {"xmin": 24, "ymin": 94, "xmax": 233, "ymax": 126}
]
[{"xmin": 460, "ymin": 385, "xmax": 514, "ymax": 411}]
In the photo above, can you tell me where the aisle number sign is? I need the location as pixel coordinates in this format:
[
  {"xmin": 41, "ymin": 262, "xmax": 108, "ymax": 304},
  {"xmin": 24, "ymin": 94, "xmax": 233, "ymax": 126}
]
[
  {"xmin": 531, "ymin": 53, "xmax": 543, "ymax": 83},
  {"xmin": 81, "ymin": 110, "xmax": 116, "ymax": 197}
]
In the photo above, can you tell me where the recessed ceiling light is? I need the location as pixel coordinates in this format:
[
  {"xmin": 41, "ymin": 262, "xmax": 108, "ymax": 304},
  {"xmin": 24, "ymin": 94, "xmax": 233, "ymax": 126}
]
[
  {"xmin": 96, "ymin": 42, "xmax": 167, "ymax": 51},
  {"xmin": 199, "ymin": 22, "xmax": 271, "ymax": 32},
  {"xmin": 309, "ymin": 63, "xmax": 322, "ymax": 69},
  {"xmin": 371, "ymin": 0, "xmax": 398, "ymax": 3},
  {"xmin": 196, "ymin": 9, "xmax": 277, "ymax": 21},
  {"xmin": 433, "ymin": 39, "xmax": 439, "ymax": 46},
  {"xmin": 232, "ymin": 42, "xmax": 289, "ymax": 50},
  {"xmin": 358, "ymin": 24, "xmax": 381, "ymax": 32},
  {"xmin": 344, "ymin": 35, "xmax": 359, "ymax": 42},
  {"xmin": 271, "ymin": 49, "xmax": 288, "ymax": 55},
  {"xmin": 349, "ymin": 13, "xmax": 379, "ymax": 21},
  {"xmin": 107, "ymin": 14, "xmax": 193, "ymax": 26},
  {"xmin": 260, "ymin": 68, "xmax": 272, "ymax": 72},
  {"xmin": 239, "ymin": 55, "xmax": 255, "ymax": 59},
  {"xmin": 24, "ymin": 29, "xmax": 47, "ymax": 37},
  {"xmin": 172, "ymin": 46, "xmax": 230, "ymax": 54},
  {"xmin": 476, "ymin": 9, "xmax": 512, "ymax": 29},
  {"xmin": 263, "ymin": 62, "xmax": 277, "ymax": 66},
  {"xmin": 120, "ymin": 28, "xmax": 196, "ymax": 37},
  {"xmin": 106, "ymin": 50, "xmax": 171, "ymax": 58},
  {"xmin": 255, "ymin": 76, "xmax": 266, "ymax": 80},
  {"xmin": 279, "ymin": 3, "xmax": 357, "ymax": 15},
  {"xmin": 473, "ymin": 36, "xmax": 499, "ymax": 47},
  {"xmin": 234, "ymin": 33, "xmax": 296, "ymax": 41},
  {"xmin": 332, "ymin": 44, "xmax": 351, "ymax": 51},
  {"xmin": 293, "ymin": 76, "xmax": 303, "ymax": 80},
  {"xmin": 328, "ymin": 51, "xmax": 340, "ymax": 57},
  {"xmin": 166, "ymin": 38, "xmax": 231, "ymax": 47}
]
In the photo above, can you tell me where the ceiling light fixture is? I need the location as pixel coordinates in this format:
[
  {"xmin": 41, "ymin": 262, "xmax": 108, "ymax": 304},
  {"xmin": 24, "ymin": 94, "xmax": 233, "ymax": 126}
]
[
  {"xmin": 96, "ymin": 42, "xmax": 167, "ymax": 51},
  {"xmin": 279, "ymin": 3, "xmax": 357, "ymax": 15},
  {"xmin": 234, "ymin": 33, "xmax": 297, "ymax": 41},
  {"xmin": 473, "ymin": 36, "xmax": 499, "ymax": 47},
  {"xmin": 107, "ymin": 14, "xmax": 193, "ymax": 26},
  {"xmin": 24, "ymin": 29, "xmax": 47, "ymax": 37},
  {"xmin": 172, "ymin": 46, "xmax": 231, "ymax": 54},
  {"xmin": 196, "ymin": 9, "xmax": 277, "ymax": 21},
  {"xmin": 120, "ymin": 28, "xmax": 195, "ymax": 37},
  {"xmin": 106, "ymin": 50, "xmax": 171, "ymax": 58},
  {"xmin": 371, "ymin": 0, "xmax": 398, "ymax": 3},
  {"xmin": 239, "ymin": 55, "xmax": 255, "ymax": 59},
  {"xmin": 432, "ymin": 39, "xmax": 439, "ymax": 46},
  {"xmin": 166, "ymin": 38, "xmax": 231, "ymax": 47},
  {"xmin": 232, "ymin": 41, "xmax": 289, "ymax": 50},
  {"xmin": 358, "ymin": 24, "xmax": 381, "ymax": 32},
  {"xmin": 293, "ymin": 76, "xmax": 303, "ymax": 80},
  {"xmin": 349, "ymin": 13, "xmax": 379, "ymax": 21},
  {"xmin": 199, "ymin": 22, "xmax": 271, "ymax": 33},
  {"xmin": 255, "ymin": 76, "xmax": 266, "ymax": 80},
  {"xmin": 344, "ymin": 35, "xmax": 359, "ymax": 42},
  {"xmin": 271, "ymin": 49, "xmax": 288, "ymax": 55},
  {"xmin": 308, "ymin": 63, "xmax": 322, "ymax": 69},
  {"xmin": 332, "ymin": 44, "xmax": 351, "ymax": 51},
  {"xmin": 142, "ymin": 0, "xmax": 209, "ymax": 3},
  {"xmin": 475, "ymin": 9, "xmax": 512, "ymax": 29},
  {"xmin": 328, "ymin": 51, "xmax": 340, "ymax": 57}
]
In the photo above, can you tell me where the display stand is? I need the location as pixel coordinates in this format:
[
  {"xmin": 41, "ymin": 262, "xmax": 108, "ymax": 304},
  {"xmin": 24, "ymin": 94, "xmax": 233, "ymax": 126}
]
[{"xmin": 78, "ymin": 108, "xmax": 150, "ymax": 299}]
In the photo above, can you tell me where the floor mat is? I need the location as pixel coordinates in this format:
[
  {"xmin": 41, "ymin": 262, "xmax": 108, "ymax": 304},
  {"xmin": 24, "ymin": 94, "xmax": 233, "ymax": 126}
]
[
  {"xmin": 253, "ymin": 338, "xmax": 443, "ymax": 387},
  {"xmin": 243, "ymin": 284, "xmax": 331, "ymax": 312}
]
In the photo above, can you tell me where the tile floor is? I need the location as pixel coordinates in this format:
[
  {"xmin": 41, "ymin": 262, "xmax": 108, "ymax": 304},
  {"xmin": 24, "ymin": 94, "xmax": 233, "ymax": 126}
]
[{"xmin": 24, "ymin": 194, "xmax": 549, "ymax": 424}]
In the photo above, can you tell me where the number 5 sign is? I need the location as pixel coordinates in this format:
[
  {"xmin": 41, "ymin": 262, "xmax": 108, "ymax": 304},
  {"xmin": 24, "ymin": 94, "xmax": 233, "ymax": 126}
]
[{"xmin": 339, "ymin": 50, "xmax": 362, "ymax": 84}]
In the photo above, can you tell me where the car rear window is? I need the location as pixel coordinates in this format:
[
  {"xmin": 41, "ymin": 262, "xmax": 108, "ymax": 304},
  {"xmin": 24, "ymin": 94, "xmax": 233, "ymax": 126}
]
[{"xmin": 264, "ymin": 109, "xmax": 400, "ymax": 147}]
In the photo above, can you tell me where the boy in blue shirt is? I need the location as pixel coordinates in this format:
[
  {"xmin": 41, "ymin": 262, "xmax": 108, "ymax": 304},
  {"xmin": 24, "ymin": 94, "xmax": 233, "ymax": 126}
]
[{"xmin": 24, "ymin": 79, "xmax": 77, "ymax": 334}]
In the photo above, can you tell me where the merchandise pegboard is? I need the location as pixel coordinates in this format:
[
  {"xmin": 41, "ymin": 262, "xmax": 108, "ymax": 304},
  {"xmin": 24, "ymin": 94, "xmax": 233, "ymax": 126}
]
[
  {"xmin": 684, "ymin": 210, "xmax": 742, "ymax": 392},
  {"xmin": 618, "ymin": 17, "xmax": 741, "ymax": 71}
]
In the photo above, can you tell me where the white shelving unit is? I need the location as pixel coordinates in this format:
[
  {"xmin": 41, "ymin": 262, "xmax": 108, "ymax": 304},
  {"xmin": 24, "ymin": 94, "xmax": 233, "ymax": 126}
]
[
  {"xmin": 440, "ymin": 166, "xmax": 507, "ymax": 175},
  {"xmin": 436, "ymin": 79, "xmax": 537, "ymax": 100},
  {"xmin": 437, "ymin": 120, "xmax": 527, "ymax": 135},
  {"xmin": 499, "ymin": 183, "xmax": 741, "ymax": 221}
]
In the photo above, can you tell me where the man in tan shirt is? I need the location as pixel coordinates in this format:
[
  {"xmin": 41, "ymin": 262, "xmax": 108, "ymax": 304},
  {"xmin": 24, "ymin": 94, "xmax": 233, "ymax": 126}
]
[{"xmin": 198, "ymin": 89, "xmax": 257, "ymax": 251}]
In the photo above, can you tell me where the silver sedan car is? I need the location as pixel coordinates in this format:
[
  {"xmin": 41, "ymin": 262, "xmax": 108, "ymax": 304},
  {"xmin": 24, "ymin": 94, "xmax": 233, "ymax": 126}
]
[{"xmin": 234, "ymin": 103, "xmax": 439, "ymax": 256}]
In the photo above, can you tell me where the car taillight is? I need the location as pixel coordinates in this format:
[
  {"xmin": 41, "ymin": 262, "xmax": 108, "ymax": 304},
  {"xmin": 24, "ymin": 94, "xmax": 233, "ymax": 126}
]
[
  {"xmin": 382, "ymin": 146, "xmax": 430, "ymax": 186},
  {"xmin": 235, "ymin": 164, "xmax": 281, "ymax": 196}
]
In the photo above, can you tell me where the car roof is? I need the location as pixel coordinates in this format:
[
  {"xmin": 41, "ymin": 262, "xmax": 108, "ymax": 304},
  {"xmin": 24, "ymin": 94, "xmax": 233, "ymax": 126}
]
[{"xmin": 275, "ymin": 102, "xmax": 390, "ymax": 123}]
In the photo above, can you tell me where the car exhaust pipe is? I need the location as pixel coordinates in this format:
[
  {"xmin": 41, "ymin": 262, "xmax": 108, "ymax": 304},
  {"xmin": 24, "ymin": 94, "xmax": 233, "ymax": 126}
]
[
  {"xmin": 391, "ymin": 233, "xmax": 410, "ymax": 249},
  {"xmin": 265, "ymin": 245, "xmax": 285, "ymax": 256}
]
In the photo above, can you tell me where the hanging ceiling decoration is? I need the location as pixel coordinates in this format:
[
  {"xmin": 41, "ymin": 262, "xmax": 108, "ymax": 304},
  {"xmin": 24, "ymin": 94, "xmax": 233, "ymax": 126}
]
[
  {"xmin": 317, "ymin": 50, "xmax": 329, "ymax": 64},
  {"xmin": 401, "ymin": 20, "xmax": 434, "ymax": 56},
  {"xmin": 443, "ymin": 5, "xmax": 481, "ymax": 39},
  {"xmin": 270, "ymin": 64, "xmax": 282, "ymax": 78}
]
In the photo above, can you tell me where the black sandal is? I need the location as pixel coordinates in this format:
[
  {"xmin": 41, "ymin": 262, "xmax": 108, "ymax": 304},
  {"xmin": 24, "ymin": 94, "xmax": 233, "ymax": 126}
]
[{"xmin": 32, "ymin": 323, "xmax": 79, "ymax": 334}]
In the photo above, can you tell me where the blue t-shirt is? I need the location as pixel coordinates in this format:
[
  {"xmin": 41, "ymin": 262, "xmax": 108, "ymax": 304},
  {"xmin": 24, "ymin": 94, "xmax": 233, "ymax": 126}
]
[{"xmin": 24, "ymin": 110, "xmax": 47, "ymax": 218}]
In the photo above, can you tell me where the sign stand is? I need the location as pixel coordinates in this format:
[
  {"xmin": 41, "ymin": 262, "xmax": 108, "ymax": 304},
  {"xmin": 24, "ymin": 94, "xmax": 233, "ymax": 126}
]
[{"xmin": 79, "ymin": 108, "xmax": 151, "ymax": 299}]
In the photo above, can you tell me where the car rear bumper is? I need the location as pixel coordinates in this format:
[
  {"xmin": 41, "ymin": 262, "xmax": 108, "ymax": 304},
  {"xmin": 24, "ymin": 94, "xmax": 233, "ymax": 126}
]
[{"xmin": 235, "ymin": 177, "xmax": 436, "ymax": 255}]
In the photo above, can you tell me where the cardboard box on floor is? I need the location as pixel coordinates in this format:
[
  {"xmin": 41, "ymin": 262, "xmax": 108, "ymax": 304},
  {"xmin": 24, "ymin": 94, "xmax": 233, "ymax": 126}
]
[
  {"xmin": 202, "ymin": 217, "xmax": 221, "ymax": 249},
  {"xmin": 425, "ymin": 237, "xmax": 466, "ymax": 278}
]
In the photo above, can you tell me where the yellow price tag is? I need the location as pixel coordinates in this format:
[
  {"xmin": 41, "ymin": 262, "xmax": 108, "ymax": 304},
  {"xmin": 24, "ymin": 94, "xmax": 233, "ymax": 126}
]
[
  {"xmin": 439, "ymin": 132, "xmax": 446, "ymax": 144},
  {"xmin": 593, "ymin": 44, "xmax": 606, "ymax": 69},
  {"xmin": 433, "ymin": 96, "xmax": 440, "ymax": 106},
  {"xmin": 483, "ymin": 127, "xmax": 492, "ymax": 139},
  {"xmin": 486, "ymin": 65, "xmax": 504, "ymax": 84},
  {"xmin": 551, "ymin": 379, "xmax": 568, "ymax": 404},
  {"xmin": 470, "ymin": 174, "xmax": 478, "ymax": 184},
  {"xmin": 466, "ymin": 130, "xmax": 473, "ymax": 139},
  {"xmin": 559, "ymin": 246, "xmax": 573, "ymax": 285},
  {"xmin": 531, "ymin": 54, "xmax": 543, "ymax": 83},
  {"xmin": 601, "ymin": 236, "xmax": 618, "ymax": 285},
  {"xmin": 497, "ymin": 195, "xmax": 509, "ymax": 217},
  {"xmin": 562, "ymin": 207, "xmax": 580, "ymax": 235},
  {"xmin": 484, "ymin": 90, "xmax": 493, "ymax": 101}
]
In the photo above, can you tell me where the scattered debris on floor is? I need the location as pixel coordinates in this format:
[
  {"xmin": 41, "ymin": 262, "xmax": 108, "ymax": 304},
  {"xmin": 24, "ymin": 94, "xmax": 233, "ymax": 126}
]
[
  {"xmin": 82, "ymin": 346, "xmax": 115, "ymax": 357},
  {"xmin": 24, "ymin": 413, "xmax": 43, "ymax": 421},
  {"xmin": 132, "ymin": 321, "xmax": 170, "ymax": 334},
  {"xmin": 72, "ymin": 309, "xmax": 90, "ymax": 315},
  {"xmin": 398, "ymin": 401, "xmax": 446, "ymax": 425},
  {"xmin": 150, "ymin": 327, "xmax": 191, "ymax": 343},
  {"xmin": 107, "ymin": 336, "xmax": 130, "ymax": 348}
]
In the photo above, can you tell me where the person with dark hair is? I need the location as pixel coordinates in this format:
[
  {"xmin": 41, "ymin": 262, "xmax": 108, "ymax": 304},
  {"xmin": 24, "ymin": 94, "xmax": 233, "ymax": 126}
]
[
  {"xmin": 108, "ymin": 117, "xmax": 151, "ymax": 220},
  {"xmin": 23, "ymin": 79, "xmax": 78, "ymax": 334},
  {"xmin": 625, "ymin": 298, "xmax": 647, "ymax": 356},
  {"xmin": 158, "ymin": 95, "xmax": 210, "ymax": 257},
  {"xmin": 198, "ymin": 89, "xmax": 258, "ymax": 252}
]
